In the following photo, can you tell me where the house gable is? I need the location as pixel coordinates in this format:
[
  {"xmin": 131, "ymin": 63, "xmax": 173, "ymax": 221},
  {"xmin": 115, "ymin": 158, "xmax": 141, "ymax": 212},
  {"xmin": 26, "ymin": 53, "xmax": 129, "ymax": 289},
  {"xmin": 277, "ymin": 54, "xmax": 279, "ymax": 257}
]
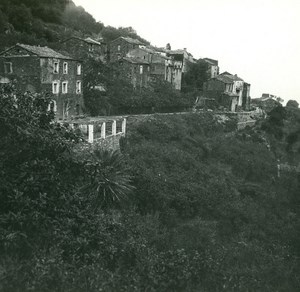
[{"xmin": 0, "ymin": 46, "xmax": 37, "ymax": 58}]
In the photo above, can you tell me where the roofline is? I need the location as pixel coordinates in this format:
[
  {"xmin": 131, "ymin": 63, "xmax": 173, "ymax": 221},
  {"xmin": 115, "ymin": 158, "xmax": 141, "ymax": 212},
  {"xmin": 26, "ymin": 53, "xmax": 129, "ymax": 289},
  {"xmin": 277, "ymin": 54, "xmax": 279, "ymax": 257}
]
[
  {"xmin": 0, "ymin": 45, "xmax": 18, "ymax": 56},
  {"xmin": 0, "ymin": 44, "xmax": 81, "ymax": 61},
  {"xmin": 110, "ymin": 36, "xmax": 144, "ymax": 45},
  {"xmin": 60, "ymin": 36, "xmax": 106, "ymax": 45},
  {"xmin": 121, "ymin": 57, "xmax": 149, "ymax": 65},
  {"xmin": 209, "ymin": 77, "xmax": 233, "ymax": 84}
]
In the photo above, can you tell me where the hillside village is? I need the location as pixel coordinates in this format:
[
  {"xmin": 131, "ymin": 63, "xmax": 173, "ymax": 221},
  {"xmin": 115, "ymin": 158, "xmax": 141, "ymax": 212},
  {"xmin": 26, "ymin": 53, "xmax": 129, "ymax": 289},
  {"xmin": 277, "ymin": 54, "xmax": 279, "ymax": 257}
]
[
  {"xmin": 0, "ymin": 34, "xmax": 252, "ymax": 121},
  {"xmin": 1, "ymin": 2, "xmax": 300, "ymax": 291}
]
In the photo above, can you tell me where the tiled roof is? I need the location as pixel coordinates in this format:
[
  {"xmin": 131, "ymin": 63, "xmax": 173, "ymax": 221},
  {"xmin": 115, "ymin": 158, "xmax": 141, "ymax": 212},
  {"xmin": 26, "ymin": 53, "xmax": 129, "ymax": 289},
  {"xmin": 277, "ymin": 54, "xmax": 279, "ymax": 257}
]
[
  {"xmin": 215, "ymin": 74, "xmax": 234, "ymax": 83},
  {"xmin": 122, "ymin": 57, "xmax": 149, "ymax": 65},
  {"xmin": 167, "ymin": 49, "xmax": 194, "ymax": 58},
  {"xmin": 203, "ymin": 58, "xmax": 218, "ymax": 65},
  {"xmin": 84, "ymin": 37, "xmax": 101, "ymax": 45},
  {"xmin": 128, "ymin": 47, "xmax": 170, "ymax": 60},
  {"xmin": 141, "ymin": 47, "xmax": 157, "ymax": 54},
  {"xmin": 167, "ymin": 49, "xmax": 185, "ymax": 55},
  {"xmin": 219, "ymin": 72, "xmax": 244, "ymax": 81},
  {"xmin": 61, "ymin": 36, "xmax": 104, "ymax": 45},
  {"xmin": 149, "ymin": 46, "xmax": 166, "ymax": 53},
  {"xmin": 15, "ymin": 43, "xmax": 73, "ymax": 59},
  {"xmin": 121, "ymin": 37, "xmax": 144, "ymax": 45}
]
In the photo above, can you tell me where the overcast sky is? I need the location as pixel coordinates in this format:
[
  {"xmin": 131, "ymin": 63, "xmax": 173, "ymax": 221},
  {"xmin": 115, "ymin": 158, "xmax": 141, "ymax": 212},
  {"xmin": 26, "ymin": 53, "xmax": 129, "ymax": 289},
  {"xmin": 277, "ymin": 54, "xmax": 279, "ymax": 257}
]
[{"xmin": 73, "ymin": 0, "xmax": 300, "ymax": 103}]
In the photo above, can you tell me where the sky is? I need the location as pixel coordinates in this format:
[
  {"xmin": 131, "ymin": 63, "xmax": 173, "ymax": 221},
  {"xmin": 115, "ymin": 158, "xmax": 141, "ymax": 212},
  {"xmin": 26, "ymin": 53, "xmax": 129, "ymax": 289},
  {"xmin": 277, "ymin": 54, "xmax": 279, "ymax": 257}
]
[{"xmin": 73, "ymin": 0, "xmax": 300, "ymax": 103}]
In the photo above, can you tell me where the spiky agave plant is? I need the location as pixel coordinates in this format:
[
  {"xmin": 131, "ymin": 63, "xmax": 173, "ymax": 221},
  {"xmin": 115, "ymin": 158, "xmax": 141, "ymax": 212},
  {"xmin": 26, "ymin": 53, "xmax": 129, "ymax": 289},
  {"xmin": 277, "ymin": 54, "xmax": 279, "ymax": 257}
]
[{"xmin": 82, "ymin": 148, "xmax": 134, "ymax": 209}]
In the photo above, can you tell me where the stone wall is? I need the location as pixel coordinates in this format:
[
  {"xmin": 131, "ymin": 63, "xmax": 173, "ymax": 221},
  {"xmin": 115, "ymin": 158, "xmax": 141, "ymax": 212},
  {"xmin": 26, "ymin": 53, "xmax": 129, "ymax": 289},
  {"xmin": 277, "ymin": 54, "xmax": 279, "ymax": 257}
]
[
  {"xmin": 94, "ymin": 133, "xmax": 125, "ymax": 151},
  {"xmin": 60, "ymin": 38, "xmax": 106, "ymax": 62},
  {"xmin": 68, "ymin": 118, "xmax": 127, "ymax": 151},
  {"xmin": 0, "ymin": 55, "xmax": 41, "ymax": 92},
  {"xmin": 109, "ymin": 38, "xmax": 140, "ymax": 62}
]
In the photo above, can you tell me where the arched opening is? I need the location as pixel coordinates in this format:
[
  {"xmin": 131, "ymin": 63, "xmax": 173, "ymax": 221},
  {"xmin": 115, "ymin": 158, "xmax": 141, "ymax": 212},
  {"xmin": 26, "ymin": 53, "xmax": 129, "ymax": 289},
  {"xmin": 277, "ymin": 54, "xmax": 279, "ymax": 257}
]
[{"xmin": 47, "ymin": 100, "xmax": 57, "ymax": 112}]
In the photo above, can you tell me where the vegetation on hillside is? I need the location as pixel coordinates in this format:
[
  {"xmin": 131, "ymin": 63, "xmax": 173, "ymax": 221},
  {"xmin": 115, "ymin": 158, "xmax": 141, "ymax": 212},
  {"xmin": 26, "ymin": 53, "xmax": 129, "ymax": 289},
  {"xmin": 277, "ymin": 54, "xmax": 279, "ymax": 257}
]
[
  {"xmin": 0, "ymin": 0, "xmax": 149, "ymax": 52},
  {"xmin": 0, "ymin": 0, "xmax": 199, "ymax": 116},
  {"xmin": 181, "ymin": 59, "xmax": 209, "ymax": 93},
  {"xmin": 83, "ymin": 58, "xmax": 195, "ymax": 116},
  {"xmin": 1, "ymin": 2, "xmax": 299, "ymax": 290},
  {"xmin": 0, "ymin": 85, "xmax": 299, "ymax": 291}
]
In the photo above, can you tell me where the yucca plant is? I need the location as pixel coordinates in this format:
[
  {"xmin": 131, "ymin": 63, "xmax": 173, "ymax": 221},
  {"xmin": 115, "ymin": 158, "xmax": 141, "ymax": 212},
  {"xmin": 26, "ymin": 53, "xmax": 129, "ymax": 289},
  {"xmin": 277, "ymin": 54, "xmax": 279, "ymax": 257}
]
[{"xmin": 81, "ymin": 148, "xmax": 134, "ymax": 209}]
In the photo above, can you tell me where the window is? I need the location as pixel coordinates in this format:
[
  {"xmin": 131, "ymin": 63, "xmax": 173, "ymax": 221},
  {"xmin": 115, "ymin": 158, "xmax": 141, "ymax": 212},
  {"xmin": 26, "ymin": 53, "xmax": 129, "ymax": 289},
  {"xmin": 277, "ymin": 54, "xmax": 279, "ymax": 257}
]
[
  {"xmin": 63, "ymin": 62, "xmax": 68, "ymax": 74},
  {"xmin": 52, "ymin": 81, "xmax": 59, "ymax": 94},
  {"xmin": 48, "ymin": 100, "xmax": 57, "ymax": 112},
  {"xmin": 53, "ymin": 62, "xmax": 59, "ymax": 74},
  {"xmin": 62, "ymin": 81, "xmax": 68, "ymax": 94},
  {"xmin": 89, "ymin": 44, "xmax": 94, "ymax": 52},
  {"xmin": 117, "ymin": 45, "xmax": 121, "ymax": 51},
  {"xmin": 4, "ymin": 62, "xmax": 12, "ymax": 74},
  {"xmin": 76, "ymin": 104, "xmax": 80, "ymax": 115},
  {"xmin": 76, "ymin": 81, "xmax": 81, "ymax": 94},
  {"xmin": 139, "ymin": 65, "xmax": 143, "ymax": 74},
  {"xmin": 77, "ymin": 64, "xmax": 81, "ymax": 75}
]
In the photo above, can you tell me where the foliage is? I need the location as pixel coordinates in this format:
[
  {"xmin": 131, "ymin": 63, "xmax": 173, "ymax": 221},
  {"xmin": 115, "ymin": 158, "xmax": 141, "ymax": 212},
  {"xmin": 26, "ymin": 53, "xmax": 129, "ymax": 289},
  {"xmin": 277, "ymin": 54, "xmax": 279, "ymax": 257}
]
[
  {"xmin": 286, "ymin": 99, "xmax": 299, "ymax": 109},
  {"xmin": 122, "ymin": 113, "xmax": 300, "ymax": 291},
  {"xmin": 78, "ymin": 148, "xmax": 134, "ymax": 209},
  {"xmin": 261, "ymin": 104, "xmax": 287, "ymax": 140},
  {"xmin": 1, "ymin": 90, "xmax": 299, "ymax": 290},
  {"xmin": 101, "ymin": 25, "xmax": 150, "ymax": 44},
  {"xmin": 0, "ymin": 86, "xmax": 137, "ymax": 291},
  {"xmin": 285, "ymin": 105, "xmax": 300, "ymax": 157},
  {"xmin": 63, "ymin": 1, "xmax": 104, "ymax": 34},
  {"xmin": 83, "ymin": 58, "xmax": 194, "ymax": 115},
  {"xmin": 181, "ymin": 59, "xmax": 209, "ymax": 93},
  {"xmin": 0, "ymin": 0, "xmax": 149, "ymax": 52},
  {"xmin": 1, "ymin": 1, "xmax": 300, "ymax": 290}
]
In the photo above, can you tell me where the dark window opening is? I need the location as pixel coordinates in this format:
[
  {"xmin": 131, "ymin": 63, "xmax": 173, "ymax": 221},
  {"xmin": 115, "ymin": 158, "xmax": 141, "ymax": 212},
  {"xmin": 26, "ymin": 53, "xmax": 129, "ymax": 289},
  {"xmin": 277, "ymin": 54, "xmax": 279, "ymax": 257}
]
[{"xmin": 4, "ymin": 62, "xmax": 12, "ymax": 74}]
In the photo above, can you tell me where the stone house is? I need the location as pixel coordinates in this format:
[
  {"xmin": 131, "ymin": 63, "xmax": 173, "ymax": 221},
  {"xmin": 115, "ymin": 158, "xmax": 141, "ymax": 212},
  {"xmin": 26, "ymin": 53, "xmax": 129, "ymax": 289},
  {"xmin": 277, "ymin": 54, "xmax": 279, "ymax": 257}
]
[
  {"xmin": 251, "ymin": 94, "xmax": 281, "ymax": 112},
  {"xmin": 118, "ymin": 57, "xmax": 150, "ymax": 89},
  {"xmin": 203, "ymin": 72, "xmax": 250, "ymax": 111},
  {"xmin": 60, "ymin": 36, "xmax": 107, "ymax": 62},
  {"xmin": 201, "ymin": 58, "xmax": 219, "ymax": 78},
  {"xmin": 126, "ymin": 47, "xmax": 172, "ymax": 83},
  {"xmin": 166, "ymin": 48, "xmax": 196, "ymax": 90},
  {"xmin": 0, "ymin": 43, "xmax": 83, "ymax": 120},
  {"xmin": 109, "ymin": 36, "xmax": 145, "ymax": 62}
]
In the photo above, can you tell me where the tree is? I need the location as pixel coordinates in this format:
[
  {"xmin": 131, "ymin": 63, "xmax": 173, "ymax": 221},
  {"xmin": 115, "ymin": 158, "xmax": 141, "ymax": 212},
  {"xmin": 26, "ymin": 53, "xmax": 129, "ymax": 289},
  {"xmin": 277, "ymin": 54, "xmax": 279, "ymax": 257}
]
[
  {"xmin": 0, "ymin": 9, "xmax": 8, "ymax": 33},
  {"xmin": 181, "ymin": 60, "xmax": 209, "ymax": 93},
  {"xmin": 63, "ymin": 1, "xmax": 104, "ymax": 34},
  {"xmin": 286, "ymin": 99, "xmax": 299, "ymax": 109},
  {"xmin": 7, "ymin": 4, "xmax": 33, "ymax": 32}
]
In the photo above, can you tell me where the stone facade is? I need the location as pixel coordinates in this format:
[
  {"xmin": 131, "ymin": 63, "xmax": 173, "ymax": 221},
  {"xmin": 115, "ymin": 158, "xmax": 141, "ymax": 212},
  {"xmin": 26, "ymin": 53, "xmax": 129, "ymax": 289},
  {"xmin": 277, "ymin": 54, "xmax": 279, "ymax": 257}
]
[
  {"xmin": 0, "ymin": 44, "xmax": 83, "ymax": 120},
  {"xmin": 242, "ymin": 82, "xmax": 251, "ymax": 111},
  {"xmin": 118, "ymin": 57, "xmax": 150, "ymax": 89},
  {"xmin": 203, "ymin": 72, "xmax": 251, "ymax": 112},
  {"xmin": 109, "ymin": 37, "xmax": 145, "ymax": 62},
  {"xmin": 126, "ymin": 47, "xmax": 171, "ymax": 83},
  {"xmin": 166, "ymin": 49, "xmax": 196, "ymax": 90},
  {"xmin": 201, "ymin": 58, "xmax": 219, "ymax": 78},
  {"xmin": 60, "ymin": 37, "xmax": 107, "ymax": 62}
]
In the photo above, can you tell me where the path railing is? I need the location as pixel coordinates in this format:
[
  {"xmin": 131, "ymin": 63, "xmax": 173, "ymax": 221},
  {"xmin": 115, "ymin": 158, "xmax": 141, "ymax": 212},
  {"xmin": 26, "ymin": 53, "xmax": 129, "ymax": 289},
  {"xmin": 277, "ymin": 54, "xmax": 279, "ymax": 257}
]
[{"xmin": 67, "ymin": 118, "xmax": 126, "ymax": 144}]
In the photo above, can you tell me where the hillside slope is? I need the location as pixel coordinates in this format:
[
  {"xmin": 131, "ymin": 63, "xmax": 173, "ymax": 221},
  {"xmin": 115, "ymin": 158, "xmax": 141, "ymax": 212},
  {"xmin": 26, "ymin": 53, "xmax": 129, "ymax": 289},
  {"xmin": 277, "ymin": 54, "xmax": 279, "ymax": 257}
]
[
  {"xmin": 0, "ymin": 85, "xmax": 299, "ymax": 290},
  {"xmin": 0, "ymin": 0, "xmax": 149, "ymax": 52}
]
